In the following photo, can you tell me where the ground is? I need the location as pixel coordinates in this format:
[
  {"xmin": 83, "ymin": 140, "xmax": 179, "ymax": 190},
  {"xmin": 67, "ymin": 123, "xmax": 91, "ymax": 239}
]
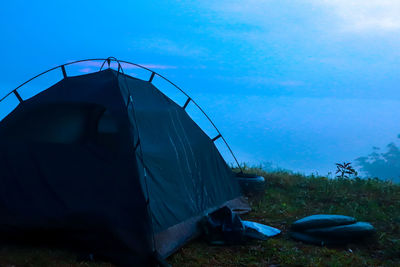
[
  {"xmin": 169, "ymin": 168, "xmax": 400, "ymax": 266},
  {"xmin": 0, "ymin": 168, "xmax": 399, "ymax": 266}
]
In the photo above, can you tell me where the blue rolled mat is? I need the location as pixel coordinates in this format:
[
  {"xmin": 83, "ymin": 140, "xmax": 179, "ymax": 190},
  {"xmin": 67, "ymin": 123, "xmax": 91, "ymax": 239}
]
[
  {"xmin": 290, "ymin": 214, "xmax": 375, "ymax": 245},
  {"xmin": 304, "ymin": 222, "xmax": 375, "ymax": 238},
  {"xmin": 290, "ymin": 231, "xmax": 349, "ymax": 246},
  {"xmin": 291, "ymin": 214, "xmax": 356, "ymax": 231}
]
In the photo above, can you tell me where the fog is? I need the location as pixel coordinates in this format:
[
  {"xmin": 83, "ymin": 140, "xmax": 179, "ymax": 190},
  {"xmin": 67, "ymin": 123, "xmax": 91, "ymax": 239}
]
[{"xmin": 1, "ymin": 1, "xmax": 400, "ymax": 181}]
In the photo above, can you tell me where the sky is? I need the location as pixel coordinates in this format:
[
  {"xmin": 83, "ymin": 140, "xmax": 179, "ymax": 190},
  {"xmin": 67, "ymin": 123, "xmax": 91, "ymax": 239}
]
[{"xmin": 1, "ymin": 0, "xmax": 400, "ymax": 176}]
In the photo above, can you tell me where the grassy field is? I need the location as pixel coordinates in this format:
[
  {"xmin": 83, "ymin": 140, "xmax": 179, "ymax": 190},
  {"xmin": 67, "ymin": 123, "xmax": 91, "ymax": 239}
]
[
  {"xmin": 169, "ymin": 168, "xmax": 400, "ymax": 266},
  {"xmin": 0, "ymin": 168, "xmax": 399, "ymax": 266}
]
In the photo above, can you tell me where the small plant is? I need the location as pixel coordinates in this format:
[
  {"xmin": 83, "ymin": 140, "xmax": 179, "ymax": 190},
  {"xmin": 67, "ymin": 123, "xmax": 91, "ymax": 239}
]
[{"xmin": 335, "ymin": 162, "xmax": 358, "ymax": 179}]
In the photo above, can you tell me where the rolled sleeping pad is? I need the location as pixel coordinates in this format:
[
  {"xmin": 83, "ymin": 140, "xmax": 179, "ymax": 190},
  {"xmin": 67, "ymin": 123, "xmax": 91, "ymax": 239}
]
[
  {"xmin": 303, "ymin": 222, "xmax": 375, "ymax": 239},
  {"xmin": 290, "ymin": 231, "xmax": 350, "ymax": 246},
  {"xmin": 290, "ymin": 218, "xmax": 375, "ymax": 246},
  {"xmin": 291, "ymin": 214, "xmax": 356, "ymax": 231}
]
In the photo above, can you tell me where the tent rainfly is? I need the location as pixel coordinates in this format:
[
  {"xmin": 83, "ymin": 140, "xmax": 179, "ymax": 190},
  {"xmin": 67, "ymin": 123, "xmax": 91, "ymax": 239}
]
[{"xmin": 0, "ymin": 58, "xmax": 246, "ymax": 266}]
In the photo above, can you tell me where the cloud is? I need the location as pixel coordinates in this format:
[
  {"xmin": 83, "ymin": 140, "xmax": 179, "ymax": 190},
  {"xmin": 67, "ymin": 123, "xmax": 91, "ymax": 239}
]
[
  {"xmin": 313, "ymin": 0, "xmax": 400, "ymax": 32},
  {"xmin": 216, "ymin": 75, "xmax": 304, "ymax": 87},
  {"xmin": 140, "ymin": 64, "xmax": 177, "ymax": 70},
  {"xmin": 278, "ymin": 80, "xmax": 304, "ymax": 87},
  {"xmin": 132, "ymin": 38, "xmax": 208, "ymax": 58},
  {"xmin": 201, "ymin": 0, "xmax": 400, "ymax": 34},
  {"xmin": 70, "ymin": 60, "xmax": 177, "ymax": 73},
  {"xmin": 79, "ymin": 67, "xmax": 93, "ymax": 73}
]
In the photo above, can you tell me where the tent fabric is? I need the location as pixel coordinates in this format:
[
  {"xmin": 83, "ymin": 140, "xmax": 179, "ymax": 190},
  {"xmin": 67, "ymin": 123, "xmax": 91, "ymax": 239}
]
[
  {"xmin": 0, "ymin": 141, "xmax": 152, "ymax": 266},
  {"xmin": 117, "ymin": 75, "xmax": 240, "ymax": 233},
  {"xmin": 0, "ymin": 69, "xmax": 242, "ymax": 265}
]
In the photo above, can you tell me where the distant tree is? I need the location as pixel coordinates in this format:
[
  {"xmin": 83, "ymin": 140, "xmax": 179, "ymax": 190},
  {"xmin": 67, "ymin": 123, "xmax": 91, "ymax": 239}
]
[
  {"xmin": 335, "ymin": 162, "xmax": 357, "ymax": 179},
  {"xmin": 356, "ymin": 139, "xmax": 400, "ymax": 182}
]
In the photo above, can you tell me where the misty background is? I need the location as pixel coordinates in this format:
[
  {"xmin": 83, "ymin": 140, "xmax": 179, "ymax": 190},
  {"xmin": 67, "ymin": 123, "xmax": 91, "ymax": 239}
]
[{"xmin": 1, "ymin": 1, "xmax": 400, "ymax": 181}]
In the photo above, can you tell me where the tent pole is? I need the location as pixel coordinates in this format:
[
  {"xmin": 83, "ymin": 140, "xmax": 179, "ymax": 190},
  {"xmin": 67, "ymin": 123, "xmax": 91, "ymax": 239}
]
[
  {"xmin": 149, "ymin": 72, "xmax": 155, "ymax": 83},
  {"xmin": 61, "ymin": 65, "xmax": 67, "ymax": 78},
  {"xmin": 183, "ymin": 97, "xmax": 191, "ymax": 109},
  {"xmin": 13, "ymin": 90, "xmax": 23, "ymax": 103},
  {"xmin": 212, "ymin": 134, "xmax": 222, "ymax": 142},
  {"xmin": 0, "ymin": 57, "xmax": 244, "ymax": 173}
]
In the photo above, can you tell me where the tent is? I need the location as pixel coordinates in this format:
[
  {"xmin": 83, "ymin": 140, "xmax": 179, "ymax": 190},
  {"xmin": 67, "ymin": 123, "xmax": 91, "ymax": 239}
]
[{"xmin": 0, "ymin": 58, "xmax": 246, "ymax": 266}]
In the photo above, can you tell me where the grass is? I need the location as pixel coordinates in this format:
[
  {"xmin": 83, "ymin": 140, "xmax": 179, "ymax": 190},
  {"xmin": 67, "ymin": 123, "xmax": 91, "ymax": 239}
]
[
  {"xmin": 0, "ymin": 168, "xmax": 399, "ymax": 266},
  {"xmin": 0, "ymin": 246, "xmax": 112, "ymax": 267},
  {"xmin": 168, "ymin": 167, "xmax": 400, "ymax": 266}
]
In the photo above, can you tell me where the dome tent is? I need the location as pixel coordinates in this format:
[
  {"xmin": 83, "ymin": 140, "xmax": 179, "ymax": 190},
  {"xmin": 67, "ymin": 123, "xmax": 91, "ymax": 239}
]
[{"xmin": 0, "ymin": 58, "xmax": 245, "ymax": 266}]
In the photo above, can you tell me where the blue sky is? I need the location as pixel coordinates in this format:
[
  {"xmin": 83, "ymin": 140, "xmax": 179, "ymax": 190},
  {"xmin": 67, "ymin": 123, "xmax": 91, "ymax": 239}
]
[{"xmin": 1, "ymin": 1, "xmax": 400, "ymax": 175}]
